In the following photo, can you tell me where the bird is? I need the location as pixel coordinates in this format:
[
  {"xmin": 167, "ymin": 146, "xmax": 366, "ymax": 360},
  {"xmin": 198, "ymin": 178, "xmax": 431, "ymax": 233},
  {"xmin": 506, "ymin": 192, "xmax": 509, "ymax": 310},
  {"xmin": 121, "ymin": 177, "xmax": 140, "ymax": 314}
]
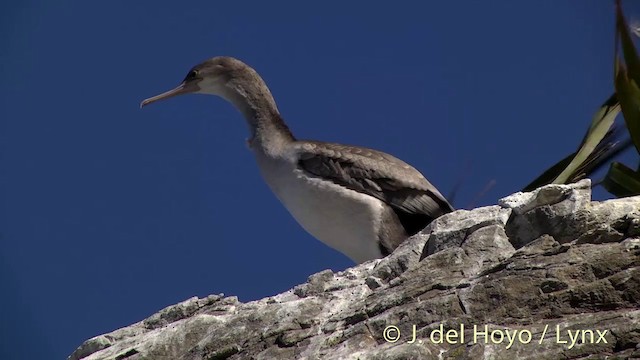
[{"xmin": 140, "ymin": 56, "xmax": 454, "ymax": 263}]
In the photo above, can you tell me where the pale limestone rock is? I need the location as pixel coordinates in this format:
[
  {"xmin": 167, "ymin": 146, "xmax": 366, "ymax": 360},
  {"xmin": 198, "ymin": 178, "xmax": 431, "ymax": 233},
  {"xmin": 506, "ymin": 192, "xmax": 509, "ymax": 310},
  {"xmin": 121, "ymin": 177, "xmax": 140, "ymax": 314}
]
[{"xmin": 69, "ymin": 180, "xmax": 640, "ymax": 360}]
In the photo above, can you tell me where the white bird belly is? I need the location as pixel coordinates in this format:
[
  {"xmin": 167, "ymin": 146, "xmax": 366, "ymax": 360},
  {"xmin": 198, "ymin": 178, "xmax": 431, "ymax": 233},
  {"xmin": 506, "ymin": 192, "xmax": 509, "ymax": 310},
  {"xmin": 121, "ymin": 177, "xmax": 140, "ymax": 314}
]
[{"xmin": 255, "ymin": 156, "xmax": 385, "ymax": 263}]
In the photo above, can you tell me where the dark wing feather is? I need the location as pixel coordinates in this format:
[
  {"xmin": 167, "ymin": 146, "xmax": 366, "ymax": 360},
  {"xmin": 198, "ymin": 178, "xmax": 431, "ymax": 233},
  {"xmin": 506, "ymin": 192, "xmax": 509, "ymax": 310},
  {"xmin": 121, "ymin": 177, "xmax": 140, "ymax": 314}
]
[{"xmin": 296, "ymin": 142, "xmax": 453, "ymax": 235}]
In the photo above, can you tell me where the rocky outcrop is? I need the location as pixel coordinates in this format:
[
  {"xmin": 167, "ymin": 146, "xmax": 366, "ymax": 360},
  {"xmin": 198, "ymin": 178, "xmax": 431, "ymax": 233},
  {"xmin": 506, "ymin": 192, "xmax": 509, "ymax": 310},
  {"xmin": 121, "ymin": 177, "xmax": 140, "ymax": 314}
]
[{"xmin": 69, "ymin": 179, "xmax": 640, "ymax": 360}]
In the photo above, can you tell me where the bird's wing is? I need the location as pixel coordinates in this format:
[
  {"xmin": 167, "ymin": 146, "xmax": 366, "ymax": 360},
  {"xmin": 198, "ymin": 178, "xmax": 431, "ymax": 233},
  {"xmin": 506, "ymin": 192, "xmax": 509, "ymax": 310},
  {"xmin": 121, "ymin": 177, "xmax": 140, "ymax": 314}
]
[{"xmin": 295, "ymin": 142, "xmax": 454, "ymax": 221}]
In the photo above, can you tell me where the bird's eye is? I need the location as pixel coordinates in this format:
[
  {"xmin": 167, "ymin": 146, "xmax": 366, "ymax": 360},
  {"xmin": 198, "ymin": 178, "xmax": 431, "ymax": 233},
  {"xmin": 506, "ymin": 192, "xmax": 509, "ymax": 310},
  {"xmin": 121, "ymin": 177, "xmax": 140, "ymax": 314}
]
[{"xmin": 186, "ymin": 70, "xmax": 199, "ymax": 79}]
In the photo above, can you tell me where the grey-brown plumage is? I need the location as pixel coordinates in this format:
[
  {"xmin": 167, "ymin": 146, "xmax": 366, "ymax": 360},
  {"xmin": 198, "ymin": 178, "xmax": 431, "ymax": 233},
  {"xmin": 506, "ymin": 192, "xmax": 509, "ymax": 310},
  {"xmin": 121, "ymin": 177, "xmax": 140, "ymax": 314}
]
[
  {"xmin": 141, "ymin": 56, "xmax": 453, "ymax": 263},
  {"xmin": 297, "ymin": 142, "xmax": 453, "ymax": 250}
]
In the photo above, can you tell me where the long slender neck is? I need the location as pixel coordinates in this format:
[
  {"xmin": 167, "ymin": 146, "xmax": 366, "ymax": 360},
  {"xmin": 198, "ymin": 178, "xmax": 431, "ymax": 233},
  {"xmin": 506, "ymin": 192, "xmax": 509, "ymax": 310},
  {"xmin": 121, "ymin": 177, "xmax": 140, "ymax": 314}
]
[{"xmin": 220, "ymin": 75, "xmax": 296, "ymax": 155}]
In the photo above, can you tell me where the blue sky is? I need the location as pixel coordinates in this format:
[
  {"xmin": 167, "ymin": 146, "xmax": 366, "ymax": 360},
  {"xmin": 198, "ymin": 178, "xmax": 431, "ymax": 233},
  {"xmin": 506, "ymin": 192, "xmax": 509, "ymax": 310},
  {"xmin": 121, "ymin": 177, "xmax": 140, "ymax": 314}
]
[{"xmin": 1, "ymin": 1, "xmax": 638, "ymax": 359}]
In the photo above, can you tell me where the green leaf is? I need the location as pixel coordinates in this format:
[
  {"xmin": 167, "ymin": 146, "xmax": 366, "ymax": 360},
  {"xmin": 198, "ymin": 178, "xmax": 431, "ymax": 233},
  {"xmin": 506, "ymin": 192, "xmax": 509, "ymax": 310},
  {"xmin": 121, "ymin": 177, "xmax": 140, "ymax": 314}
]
[
  {"xmin": 614, "ymin": 61, "xmax": 640, "ymax": 154},
  {"xmin": 551, "ymin": 96, "xmax": 620, "ymax": 184},
  {"xmin": 616, "ymin": 0, "xmax": 640, "ymax": 86},
  {"xmin": 574, "ymin": 131, "xmax": 633, "ymax": 181},
  {"xmin": 602, "ymin": 161, "xmax": 640, "ymax": 197},
  {"xmin": 523, "ymin": 123, "xmax": 633, "ymax": 192},
  {"xmin": 523, "ymin": 152, "xmax": 575, "ymax": 192}
]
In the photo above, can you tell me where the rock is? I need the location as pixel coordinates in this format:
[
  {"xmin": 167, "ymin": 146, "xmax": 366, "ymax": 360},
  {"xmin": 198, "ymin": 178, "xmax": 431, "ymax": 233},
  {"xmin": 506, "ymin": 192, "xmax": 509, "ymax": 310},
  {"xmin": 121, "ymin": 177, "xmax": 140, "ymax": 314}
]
[{"xmin": 69, "ymin": 180, "xmax": 640, "ymax": 360}]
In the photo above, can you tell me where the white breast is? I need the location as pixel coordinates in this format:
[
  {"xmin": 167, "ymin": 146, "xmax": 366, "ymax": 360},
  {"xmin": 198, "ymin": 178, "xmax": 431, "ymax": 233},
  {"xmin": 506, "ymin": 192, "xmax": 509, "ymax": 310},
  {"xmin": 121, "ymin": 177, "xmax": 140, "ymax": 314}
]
[{"xmin": 253, "ymin": 152, "xmax": 385, "ymax": 263}]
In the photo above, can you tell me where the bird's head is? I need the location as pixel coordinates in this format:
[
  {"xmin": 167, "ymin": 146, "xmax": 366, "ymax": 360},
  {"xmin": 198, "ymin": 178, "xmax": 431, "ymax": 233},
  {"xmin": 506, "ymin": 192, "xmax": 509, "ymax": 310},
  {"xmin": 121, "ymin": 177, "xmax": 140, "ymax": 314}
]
[{"xmin": 140, "ymin": 56, "xmax": 253, "ymax": 108}]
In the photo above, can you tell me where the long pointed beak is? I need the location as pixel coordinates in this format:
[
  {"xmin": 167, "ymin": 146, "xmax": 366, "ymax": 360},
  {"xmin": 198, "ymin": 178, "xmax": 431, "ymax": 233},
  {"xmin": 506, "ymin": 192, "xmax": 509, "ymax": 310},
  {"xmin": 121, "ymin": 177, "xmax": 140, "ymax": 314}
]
[{"xmin": 140, "ymin": 81, "xmax": 199, "ymax": 108}]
